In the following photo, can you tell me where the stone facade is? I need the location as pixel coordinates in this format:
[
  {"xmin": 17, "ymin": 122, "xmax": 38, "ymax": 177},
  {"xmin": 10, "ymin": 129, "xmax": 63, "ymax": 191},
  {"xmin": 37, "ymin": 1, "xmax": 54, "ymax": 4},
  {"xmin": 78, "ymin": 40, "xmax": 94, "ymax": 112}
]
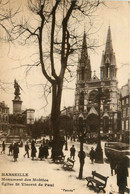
[
  {"xmin": 120, "ymin": 79, "xmax": 130, "ymax": 131},
  {"xmin": 74, "ymin": 27, "xmax": 120, "ymax": 133}
]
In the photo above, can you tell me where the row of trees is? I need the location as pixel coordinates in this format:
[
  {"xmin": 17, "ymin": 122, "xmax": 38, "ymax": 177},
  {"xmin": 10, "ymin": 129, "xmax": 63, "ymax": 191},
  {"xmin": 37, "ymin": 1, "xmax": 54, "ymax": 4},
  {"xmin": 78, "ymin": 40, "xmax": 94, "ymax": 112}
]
[{"xmin": 31, "ymin": 115, "xmax": 73, "ymax": 139}]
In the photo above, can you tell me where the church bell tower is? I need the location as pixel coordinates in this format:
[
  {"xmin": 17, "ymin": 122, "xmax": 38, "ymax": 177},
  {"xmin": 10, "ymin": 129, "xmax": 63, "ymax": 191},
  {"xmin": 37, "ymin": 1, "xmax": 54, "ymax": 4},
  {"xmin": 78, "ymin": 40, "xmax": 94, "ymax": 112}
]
[
  {"xmin": 75, "ymin": 32, "xmax": 91, "ymax": 112},
  {"xmin": 100, "ymin": 26, "xmax": 119, "ymax": 132}
]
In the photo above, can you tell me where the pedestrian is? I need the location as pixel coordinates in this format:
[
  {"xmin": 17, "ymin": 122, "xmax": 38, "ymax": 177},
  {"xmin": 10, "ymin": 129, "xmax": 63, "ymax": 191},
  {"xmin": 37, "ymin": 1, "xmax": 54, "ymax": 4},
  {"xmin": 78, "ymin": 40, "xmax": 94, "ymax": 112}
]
[
  {"xmin": 31, "ymin": 142, "xmax": 37, "ymax": 160},
  {"xmin": 8, "ymin": 143, "xmax": 13, "ymax": 155},
  {"xmin": 31, "ymin": 139, "xmax": 35, "ymax": 147},
  {"xmin": 1, "ymin": 141, "xmax": 5, "ymax": 154},
  {"xmin": 42, "ymin": 138, "xmax": 45, "ymax": 146},
  {"xmin": 70, "ymin": 145, "xmax": 76, "ymax": 160},
  {"xmin": 115, "ymin": 156, "xmax": 129, "ymax": 194},
  {"xmin": 44, "ymin": 143, "xmax": 49, "ymax": 159},
  {"xmin": 24, "ymin": 142, "xmax": 30, "ymax": 158},
  {"xmin": 38, "ymin": 144, "xmax": 44, "ymax": 160},
  {"xmin": 89, "ymin": 147, "xmax": 95, "ymax": 164},
  {"xmin": 13, "ymin": 142, "xmax": 19, "ymax": 162},
  {"xmin": 109, "ymin": 155, "xmax": 117, "ymax": 176}
]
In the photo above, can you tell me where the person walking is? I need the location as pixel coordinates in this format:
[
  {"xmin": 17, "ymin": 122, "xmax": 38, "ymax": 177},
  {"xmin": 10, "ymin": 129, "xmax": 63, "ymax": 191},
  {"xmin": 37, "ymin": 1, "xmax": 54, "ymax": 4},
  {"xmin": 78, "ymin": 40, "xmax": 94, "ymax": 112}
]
[
  {"xmin": 8, "ymin": 143, "xmax": 13, "ymax": 155},
  {"xmin": 31, "ymin": 142, "xmax": 37, "ymax": 160},
  {"xmin": 1, "ymin": 141, "xmax": 5, "ymax": 154},
  {"xmin": 38, "ymin": 144, "xmax": 44, "ymax": 160},
  {"xmin": 13, "ymin": 142, "xmax": 19, "ymax": 162},
  {"xmin": 115, "ymin": 156, "xmax": 129, "ymax": 194},
  {"xmin": 44, "ymin": 143, "xmax": 49, "ymax": 159},
  {"xmin": 89, "ymin": 147, "xmax": 95, "ymax": 164},
  {"xmin": 70, "ymin": 145, "xmax": 76, "ymax": 160},
  {"xmin": 109, "ymin": 155, "xmax": 117, "ymax": 176},
  {"xmin": 24, "ymin": 142, "xmax": 30, "ymax": 158}
]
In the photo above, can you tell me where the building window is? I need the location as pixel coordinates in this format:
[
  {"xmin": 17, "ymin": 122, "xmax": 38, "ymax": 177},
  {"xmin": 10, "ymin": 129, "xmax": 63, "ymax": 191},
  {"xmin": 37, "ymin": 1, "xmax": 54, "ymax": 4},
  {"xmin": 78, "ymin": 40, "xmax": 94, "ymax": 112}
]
[
  {"xmin": 126, "ymin": 108, "xmax": 128, "ymax": 117},
  {"xmin": 122, "ymin": 121, "xmax": 124, "ymax": 130},
  {"xmin": 6, "ymin": 116, "xmax": 8, "ymax": 122},
  {"xmin": 122, "ymin": 100, "xmax": 124, "ymax": 106},
  {"xmin": 126, "ymin": 97, "xmax": 128, "ymax": 104},
  {"xmin": 122, "ymin": 109, "xmax": 126, "ymax": 118},
  {"xmin": 126, "ymin": 120, "xmax": 128, "ymax": 130}
]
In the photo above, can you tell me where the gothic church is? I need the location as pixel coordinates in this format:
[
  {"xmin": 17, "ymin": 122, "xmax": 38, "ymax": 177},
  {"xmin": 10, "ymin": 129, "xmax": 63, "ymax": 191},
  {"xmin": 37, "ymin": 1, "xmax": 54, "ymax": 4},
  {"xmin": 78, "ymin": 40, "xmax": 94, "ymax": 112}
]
[{"xmin": 74, "ymin": 26, "xmax": 119, "ymax": 133}]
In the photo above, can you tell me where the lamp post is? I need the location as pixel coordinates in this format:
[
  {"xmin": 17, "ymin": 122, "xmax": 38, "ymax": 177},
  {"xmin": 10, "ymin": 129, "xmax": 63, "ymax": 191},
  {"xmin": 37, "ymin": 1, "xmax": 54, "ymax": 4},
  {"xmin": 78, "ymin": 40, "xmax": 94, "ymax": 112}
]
[
  {"xmin": 65, "ymin": 131, "xmax": 68, "ymax": 150},
  {"xmin": 95, "ymin": 88, "xmax": 103, "ymax": 163},
  {"xmin": 78, "ymin": 113, "xmax": 86, "ymax": 179}
]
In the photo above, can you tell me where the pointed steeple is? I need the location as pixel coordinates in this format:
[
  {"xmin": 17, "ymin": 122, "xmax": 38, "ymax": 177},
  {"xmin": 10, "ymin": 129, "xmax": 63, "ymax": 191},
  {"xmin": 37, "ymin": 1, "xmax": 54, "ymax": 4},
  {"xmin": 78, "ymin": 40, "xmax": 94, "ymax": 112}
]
[
  {"xmin": 77, "ymin": 31, "xmax": 91, "ymax": 81},
  {"xmin": 105, "ymin": 26, "xmax": 113, "ymax": 54},
  {"xmin": 81, "ymin": 31, "xmax": 88, "ymax": 59},
  {"xmin": 100, "ymin": 26, "xmax": 117, "ymax": 80}
]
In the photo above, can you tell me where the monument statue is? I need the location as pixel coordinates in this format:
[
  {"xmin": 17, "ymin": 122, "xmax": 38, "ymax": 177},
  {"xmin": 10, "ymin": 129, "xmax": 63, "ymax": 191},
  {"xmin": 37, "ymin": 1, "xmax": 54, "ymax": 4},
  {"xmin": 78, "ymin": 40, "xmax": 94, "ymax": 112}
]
[{"xmin": 14, "ymin": 79, "xmax": 21, "ymax": 100}]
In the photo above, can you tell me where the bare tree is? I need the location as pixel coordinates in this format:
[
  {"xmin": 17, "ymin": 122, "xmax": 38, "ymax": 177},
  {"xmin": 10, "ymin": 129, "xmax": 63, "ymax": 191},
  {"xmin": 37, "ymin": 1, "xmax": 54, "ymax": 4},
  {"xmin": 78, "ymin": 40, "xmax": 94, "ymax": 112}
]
[{"xmin": 2, "ymin": 0, "xmax": 103, "ymax": 159}]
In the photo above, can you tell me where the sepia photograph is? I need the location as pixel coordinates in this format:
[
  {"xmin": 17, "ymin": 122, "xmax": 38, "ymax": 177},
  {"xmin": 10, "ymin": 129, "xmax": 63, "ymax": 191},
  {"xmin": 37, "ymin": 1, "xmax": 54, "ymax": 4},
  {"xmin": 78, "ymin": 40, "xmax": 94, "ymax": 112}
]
[{"xmin": 0, "ymin": 0, "xmax": 130, "ymax": 194}]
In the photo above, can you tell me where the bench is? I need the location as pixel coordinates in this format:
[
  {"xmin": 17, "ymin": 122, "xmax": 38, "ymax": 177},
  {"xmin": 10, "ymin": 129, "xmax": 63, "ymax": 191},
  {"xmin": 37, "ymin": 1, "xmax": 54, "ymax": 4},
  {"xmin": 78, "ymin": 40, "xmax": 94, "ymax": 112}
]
[
  {"xmin": 55, "ymin": 155, "xmax": 65, "ymax": 164},
  {"xmin": 63, "ymin": 158, "xmax": 75, "ymax": 170},
  {"xmin": 86, "ymin": 171, "xmax": 109, "ymax": 193}
]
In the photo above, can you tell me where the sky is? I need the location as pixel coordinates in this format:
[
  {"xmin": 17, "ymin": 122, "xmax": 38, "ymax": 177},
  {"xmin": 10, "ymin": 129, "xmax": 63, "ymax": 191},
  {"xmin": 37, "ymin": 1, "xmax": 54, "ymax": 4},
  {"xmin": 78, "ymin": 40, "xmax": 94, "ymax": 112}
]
[{"xmin": 0, "ymin": 0, "xmax": 130, "ymax": 118}]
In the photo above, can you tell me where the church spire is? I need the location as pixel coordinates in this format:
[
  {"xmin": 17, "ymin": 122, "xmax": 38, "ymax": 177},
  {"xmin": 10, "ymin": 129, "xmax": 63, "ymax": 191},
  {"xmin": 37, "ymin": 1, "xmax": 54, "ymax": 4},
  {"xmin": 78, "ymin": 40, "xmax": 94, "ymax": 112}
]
[
  {"xmin": 77, "ymin": 31, "xmax": 91, "ymax": 81},
  {"xmin": 100, "ymin": 26, "xmax": 117, "ymax": 80},
  {"xmin": 105, "ymin": 26, "xmax": 113, "ymax": 54},
  {"xmin": 81, "ymin": 31, "xmax": 88, "ymax": 59}
]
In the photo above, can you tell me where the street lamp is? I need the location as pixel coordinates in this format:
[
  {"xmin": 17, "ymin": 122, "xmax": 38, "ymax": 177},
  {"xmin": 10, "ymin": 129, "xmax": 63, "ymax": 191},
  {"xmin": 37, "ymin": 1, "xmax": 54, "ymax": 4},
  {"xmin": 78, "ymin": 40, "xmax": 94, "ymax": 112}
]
[
  {"xmin": 78, "ymin": 113, "xmax": 86, "ymax": 179},
  {"xmin": 95, "ymin": 88, "xmax": 103, "ymax": 163},
  {"xmin": 65, "ymin": 131, "xmax": 68, "ymax": 151}
]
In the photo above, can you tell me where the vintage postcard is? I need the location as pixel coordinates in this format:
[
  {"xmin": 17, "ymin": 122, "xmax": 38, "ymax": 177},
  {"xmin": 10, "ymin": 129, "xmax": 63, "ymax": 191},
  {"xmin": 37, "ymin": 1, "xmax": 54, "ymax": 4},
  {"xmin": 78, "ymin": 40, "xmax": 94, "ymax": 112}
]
[{"xmin": 0, "ymin": 0, "xmax": 129, "ymax": 194}]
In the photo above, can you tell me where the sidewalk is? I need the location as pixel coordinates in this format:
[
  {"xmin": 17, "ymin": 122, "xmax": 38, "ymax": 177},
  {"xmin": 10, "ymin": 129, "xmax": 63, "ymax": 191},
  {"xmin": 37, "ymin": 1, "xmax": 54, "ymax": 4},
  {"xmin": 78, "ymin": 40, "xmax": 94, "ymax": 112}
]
[{"xmin": 0, "ymin": 140, "xmax": 129, "ymax": 194}]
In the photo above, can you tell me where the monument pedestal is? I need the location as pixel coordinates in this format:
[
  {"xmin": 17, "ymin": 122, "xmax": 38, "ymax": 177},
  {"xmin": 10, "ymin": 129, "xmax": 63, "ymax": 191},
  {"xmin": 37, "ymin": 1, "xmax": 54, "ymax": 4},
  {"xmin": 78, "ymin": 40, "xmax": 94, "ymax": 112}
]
[{"xmin": 6, "ymin": 124, "xmax": 29, "ymax": 143}]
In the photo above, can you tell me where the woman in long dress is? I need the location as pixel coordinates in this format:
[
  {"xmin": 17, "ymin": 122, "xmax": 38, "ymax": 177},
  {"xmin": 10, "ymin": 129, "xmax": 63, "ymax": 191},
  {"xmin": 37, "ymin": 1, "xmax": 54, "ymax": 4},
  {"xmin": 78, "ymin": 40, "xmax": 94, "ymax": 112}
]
[{"xmin": 13, "ymin": 142, "xmax": 19, "ymax": 162}]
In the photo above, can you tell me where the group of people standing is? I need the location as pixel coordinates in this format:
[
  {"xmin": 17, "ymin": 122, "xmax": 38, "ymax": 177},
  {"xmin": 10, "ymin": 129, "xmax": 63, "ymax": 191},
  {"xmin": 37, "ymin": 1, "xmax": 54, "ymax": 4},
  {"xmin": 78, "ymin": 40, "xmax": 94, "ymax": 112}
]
[
  {"xmin": 1, "ymin": 141, "xmax": 20, "ymax": 162},
  {"xmin": 29, "ymin": 140, "xmax": 49, "ymax": 160},
  {"xmin": 1, "ymin": 139, "xmax": 49, "ymax": 162}
]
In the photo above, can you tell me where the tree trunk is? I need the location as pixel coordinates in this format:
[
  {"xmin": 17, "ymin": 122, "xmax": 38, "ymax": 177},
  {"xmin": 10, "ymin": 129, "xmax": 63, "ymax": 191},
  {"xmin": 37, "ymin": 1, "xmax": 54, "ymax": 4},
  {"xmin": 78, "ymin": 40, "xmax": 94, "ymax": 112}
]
[
  {"xmin": 79, "ymin": 161, "xmax": 84, "ymax": 179},
  {"xmin": 51, "ymin": 81, "xmax": 64, "ymax": 161}
]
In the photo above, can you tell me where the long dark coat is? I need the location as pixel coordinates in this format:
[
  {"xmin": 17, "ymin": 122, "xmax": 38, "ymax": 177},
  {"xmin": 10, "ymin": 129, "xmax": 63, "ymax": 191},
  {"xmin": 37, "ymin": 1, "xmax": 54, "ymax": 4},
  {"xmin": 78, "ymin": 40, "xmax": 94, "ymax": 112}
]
[
  {"xmin": 116, "ymin": 156, "xmax": 129, "ymax": 189},
  {"xmin": 13, "ymin": 143, "xmax": 19, "ymax": 159},
  {"xmin": 89, "ymin": 149, "xmax": 95, "ymax": 160},
  {"xmin": 109, "ymin": 155, "xmax": 117, "ymax": 170},
  {"xmin": 31, "ymin": 145, "xmax": 37, "ymax": 157},
  {"xmin": 38, "ymin": 145, "xmax": 44, "ymax": 158},
  {"xmin": 2, "ymin": 142, "xmax": 5, "ymax": 151},
  {"xmin": 44, "ymin": 145, "xmax": 49, "ymax": 158},
  {"xmin": 70, "ymin": 147, "xmax": 76, "ymax": 156}
]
